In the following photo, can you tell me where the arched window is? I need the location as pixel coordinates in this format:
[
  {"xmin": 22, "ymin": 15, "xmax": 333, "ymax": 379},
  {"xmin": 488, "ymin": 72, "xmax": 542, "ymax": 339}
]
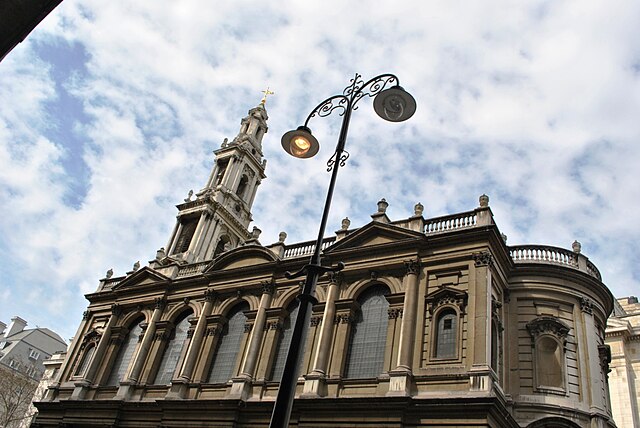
[
  {"xmin": 270, "ymin": 301, "xmax": 299, "ymax": 381},
  {"xmin": 344, "ymin": 285, "xmax": 390, "ymax": 378},
  {"xmin": 74, "ymin": 345, "xmax": 95, "ymax": 377},
  {"xmin": 208, "ymin": 303, "xmax": 248, "ymax": 383},
  {"xmin": 106, "ymin": 318, "xmax": 144, "ymax": 386},
  {"xmin": 173, "ymin": 217, "xmax": 198, "ymax": 255},
  {"xmin": 236, "ymin": 175, "xmax": 249, "ymax": 200},
  {"xmin": 213, "ymin": 235, "xmax": 230, "ymax": 258},
  {"xmin": 434, "ymin": 308, "xmax": 458, "ymax": 359},
  {"xmin": 154, "ymin": 311, "xmax": 192, "ymax": 385},
  {"xmin": 214, "ymin": 159, "xmax": 228, "ymax": 186}
]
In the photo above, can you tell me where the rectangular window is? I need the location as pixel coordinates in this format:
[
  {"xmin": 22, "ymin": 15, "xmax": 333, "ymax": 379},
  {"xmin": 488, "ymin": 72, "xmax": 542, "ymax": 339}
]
[{"xmin": 29, "ymin": 349, "xmax": 41, "ymax": 360}]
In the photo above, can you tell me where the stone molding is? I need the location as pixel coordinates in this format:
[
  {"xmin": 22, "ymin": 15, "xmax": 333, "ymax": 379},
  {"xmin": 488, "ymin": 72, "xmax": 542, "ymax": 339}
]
[{"xmin": 526, "ymin": 316, "xmax": 570, "ymax": 343}]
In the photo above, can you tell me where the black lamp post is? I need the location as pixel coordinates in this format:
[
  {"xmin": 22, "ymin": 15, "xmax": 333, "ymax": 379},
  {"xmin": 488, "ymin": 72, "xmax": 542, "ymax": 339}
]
[{"xmin": 269, "ymin": 73, "xmax": 416, "ymax": 428}]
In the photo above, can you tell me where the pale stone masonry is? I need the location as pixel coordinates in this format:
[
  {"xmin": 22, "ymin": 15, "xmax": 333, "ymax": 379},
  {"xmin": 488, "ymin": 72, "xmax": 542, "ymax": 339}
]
[
  {"xmin": 33, "ymin": 102, "xmax": 617, "ymax": 427},
  {"xmin": 606, "ymin": 297, "xmax": 640, "ymax": 427}
]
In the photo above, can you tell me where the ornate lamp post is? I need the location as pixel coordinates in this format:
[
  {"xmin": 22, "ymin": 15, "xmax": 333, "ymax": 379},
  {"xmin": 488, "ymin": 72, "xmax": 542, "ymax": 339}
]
[{"xmin": 269, "ymin": 73, "xmax": 416, "ymax": 428}]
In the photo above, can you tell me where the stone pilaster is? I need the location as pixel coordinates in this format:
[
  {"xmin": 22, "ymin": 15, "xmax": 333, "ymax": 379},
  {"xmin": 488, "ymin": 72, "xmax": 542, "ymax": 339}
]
[
  {"xmin": 388, "ymin": 260, "xmax": 420, "ymax": 396},
  {"xmin": 304, "ymin": 273, "xmax": 342, "ymax": 397},
  {"xmin": 71, "ymin": 304, "xmax": 122, "ymax": 399},
  {"xmin": 228, "ymin": 282, "xmax": 274, "ymax": 400},
  {"xmin": 166, "ymin": 290, "xmax": 216, "ymax": 399}
]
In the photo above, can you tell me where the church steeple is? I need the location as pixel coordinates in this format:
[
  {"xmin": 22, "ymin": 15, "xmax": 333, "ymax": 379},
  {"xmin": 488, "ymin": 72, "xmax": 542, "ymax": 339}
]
[{"xmin": 164, "ymin": 102, "xmax": 268, "ymax": 263}]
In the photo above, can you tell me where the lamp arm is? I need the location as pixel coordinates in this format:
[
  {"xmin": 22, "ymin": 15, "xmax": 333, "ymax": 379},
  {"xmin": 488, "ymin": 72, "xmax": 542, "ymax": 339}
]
[
  {"xmin": 348, "ymin": 73, "xmax": 400, "ymax": 110},
  {"xmin": 303, "ymin": 94, "xmax": 349, "ymax": 127}
]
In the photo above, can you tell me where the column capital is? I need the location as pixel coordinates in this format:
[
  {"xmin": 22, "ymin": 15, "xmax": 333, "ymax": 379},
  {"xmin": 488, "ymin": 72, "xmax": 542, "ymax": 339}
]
[
  {"xmin": 310, "ymin": 316, "xmax": 323, "ymax": 327},
  {"xmin": 204, "ymin": 288, "xmax": 218, "ymax": 302},
  {"xmin": 473, "ymin": 251, "xmax": 493, "ymax": 267},
  {"xmin": 388, "ymin": 308, "xmax": 403, "ymax": 319},
  {"xmin": 153, "ymin": 297, "xmax": 167, "ymax": 310},
  {"xmin": 261, "ymin": 280, "xmax": 276, "ymax": 295},
  {"xmin": 328, "ymin": 271, "xmax": 343, "ymax": 285},
  {"xmin": 82, "ymin": 310, "xmax": 92, "ymax": 320},
  {"xmin": 206, "ymin": 326, "xmax": 220, "ymax": 336},
  {"xmin": 334, "ymin": 313, "xmax": 354, "ymax": 325},
  {"xmin": 111, "ymin": 304, "xmax": 122, "ymax": 316},
  {"xmin": 580, "ymin": 296, "xmax": 594, "ymax": 315},
  {"xmin": 404, "ymin": 259, "xmax": 421, "ymax": 275}
]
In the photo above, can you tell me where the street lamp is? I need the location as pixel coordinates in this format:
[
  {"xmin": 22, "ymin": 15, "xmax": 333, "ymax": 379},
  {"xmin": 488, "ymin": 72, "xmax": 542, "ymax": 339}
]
[{"xmin": 269, "ymin": 73, "xmax": 416, "ymax": 428}]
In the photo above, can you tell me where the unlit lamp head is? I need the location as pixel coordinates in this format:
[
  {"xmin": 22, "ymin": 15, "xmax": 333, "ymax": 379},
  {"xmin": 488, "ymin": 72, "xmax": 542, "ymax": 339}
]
[
  {"xmin": 373, "ymin": 85, "xmax": 417, "ymax": 122},
  {"xmin": 281, "ymin": 125, "xmax": 320, "ymax": 159}
]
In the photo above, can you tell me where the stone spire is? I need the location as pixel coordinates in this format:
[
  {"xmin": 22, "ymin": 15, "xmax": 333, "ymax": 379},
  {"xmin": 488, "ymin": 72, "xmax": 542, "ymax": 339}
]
[{"xmin": 164, "ymin": 102, "xmax": 268, "ymax": 263}]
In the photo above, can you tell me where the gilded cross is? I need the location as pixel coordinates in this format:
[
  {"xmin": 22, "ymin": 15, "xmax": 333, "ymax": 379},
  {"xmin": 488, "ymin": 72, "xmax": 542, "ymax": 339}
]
[{"xmin": 261, "ymin": 87, "xmax": 275, "ymax": 105}]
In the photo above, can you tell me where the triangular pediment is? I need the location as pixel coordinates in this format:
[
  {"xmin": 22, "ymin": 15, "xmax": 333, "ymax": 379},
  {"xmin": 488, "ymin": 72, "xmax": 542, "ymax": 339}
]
[
  {"xmin": 113, "ymin": 267, "xmax": 171, "ymax": 290},
  {"xmin": 205, "ymin": 244, "xmax": 278, "ymax": 272},
  {"xmin": 324, "ymin": 221, "xmax": 425, "ymax": 254}
]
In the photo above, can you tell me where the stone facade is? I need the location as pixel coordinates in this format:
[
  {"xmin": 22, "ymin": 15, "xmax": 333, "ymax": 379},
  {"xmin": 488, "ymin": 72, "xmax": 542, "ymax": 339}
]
[
  {"xmin": 33, "ymin": 103, "xmax": 616, "ymax": 427},
  {"xmin": 606, "ymin": 297, "xmax": 640, "ymax": 427}
]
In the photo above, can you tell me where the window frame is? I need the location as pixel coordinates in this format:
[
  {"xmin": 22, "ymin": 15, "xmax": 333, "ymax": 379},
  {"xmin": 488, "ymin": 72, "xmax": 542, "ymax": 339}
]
[
  {"xmin": 343, "ymin": 284, "xmax": 391, "ymax": 379},
  {"xmin": 526, "ymin": 316, "xmax": 570, "ymax": 396},
  {"xmin": 430, "ymin": 306, "xmax": 461, "ymax": 361}
]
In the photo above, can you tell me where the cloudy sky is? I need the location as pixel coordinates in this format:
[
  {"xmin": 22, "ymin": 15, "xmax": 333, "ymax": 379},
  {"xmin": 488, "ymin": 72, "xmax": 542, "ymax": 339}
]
[{"xmin": 1, "ymin": 0, "xmax": 639, "ymax": 341}]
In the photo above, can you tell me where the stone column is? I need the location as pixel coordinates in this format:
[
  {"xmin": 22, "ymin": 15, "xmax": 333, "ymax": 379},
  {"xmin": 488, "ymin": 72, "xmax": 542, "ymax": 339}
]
[
  {"xmin": 311, "ymin": 274, "xmax": 341, "ymax": 376},
  {"xmin": 165, "ymin": 290, "xmax": 216, "ymax": 399},
  {"xmin": 578, "ymin": 297, "xmax": 607, "ymax": 414},
  {"xmin": 167, "ymin": 222, "xmax": 183, "ymax": 255},
  {"xmin": 58, "ymin": 310, "xmax": 93, "ymax": 385},
  {"xmin": 388, "ymin": 260, "xmax": 420, "ymax": 397},
  {"xmin": 71, "ymin": 304, "xmax": 122, "ymax": 399},
  {"xmin": 127, "ymin": 298, "xmax": 165, "ymax": 383},
  {"xmin": 396, "ymin": 260, "xmax": 420, "ymax": 371},
  {"xmin": 229, "ymin": 281, "xmax": 274, "ymax": 400},
  {"xmin": 303, "ymin": 274, "xmax": 341, "ymax": 397},
  {"xmin": 328, "ymin": 308, "xmax": 354, "ymax": 379},
  {"xmin": 469, "ymin": 251, "xmax": 492, "ymax": 392},
  {"xmin": 181, "ymin": 290, "xmax": 216, "ymax": 381},
  {"xmin": 239, "ymin": 281, "xmax": 274, "ymax": 377}
]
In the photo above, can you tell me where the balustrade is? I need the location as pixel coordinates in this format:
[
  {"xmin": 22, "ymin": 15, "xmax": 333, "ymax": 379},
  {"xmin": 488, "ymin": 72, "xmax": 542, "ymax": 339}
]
[{"xmin": 424, "ymin": 211, "xmax": 477, "ymax": 234}]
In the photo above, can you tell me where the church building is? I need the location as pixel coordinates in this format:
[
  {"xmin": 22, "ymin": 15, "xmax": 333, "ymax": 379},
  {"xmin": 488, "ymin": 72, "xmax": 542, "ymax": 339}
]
[{"xmin": 33, "ymin": 101, "xmax": 616, "ymax": 427}]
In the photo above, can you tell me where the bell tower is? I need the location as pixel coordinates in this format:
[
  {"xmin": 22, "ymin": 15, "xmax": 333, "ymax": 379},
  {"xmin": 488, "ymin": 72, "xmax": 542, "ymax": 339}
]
[{"xmin": 164, "ymin": 101, "xmax": 269, "ymax": 263}]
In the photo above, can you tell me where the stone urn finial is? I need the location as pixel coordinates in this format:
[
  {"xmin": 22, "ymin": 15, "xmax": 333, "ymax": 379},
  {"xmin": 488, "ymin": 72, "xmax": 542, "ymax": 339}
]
[
  {"xmin": 572, "ymin": 240, "xmax": 582, "ymax": 254},
  {"xmin": 156, "ymin": 247, "xmax": 166, "ymax": 260},
  {"xmin": 106, "ymin": 268, "xmax": 113, "ymax": 279},
  {"xmin": 133, "ymin": 261, "xmax": 140, "ymax": 271},
  {"xmin": 414, "ymin": 202, "xmax": 424, "ymax": 217},
  {"xmin": 377, "ymin": 198, "xmax": 388, "ymax": 213},
  {"xmin": 341, "ymin": 217, "xmax": 351, "ymax": 230},
  {"xmin": 479, "ymin": 194, "xmax": 489, "ymax": 208},
  {"xmin": 252, "ymin": 226, "xmax": 262, "ymax": 239},
  {"xmin": 184, "ymin": 190, "xmax": 193, "ymax": 202},
  {"xmin": 278, "ymin": 231, "xmax": 287, "ymax": 243},
  {"xmin": 501, "ymin": 233, "xmax": 508, "ymax": 243}
]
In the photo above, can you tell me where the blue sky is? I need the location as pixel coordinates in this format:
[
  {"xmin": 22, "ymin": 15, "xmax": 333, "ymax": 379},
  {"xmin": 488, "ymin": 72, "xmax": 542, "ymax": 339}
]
[{"xmin": 1, "ymin": 0, "xmax": 639, "ymax": 341}]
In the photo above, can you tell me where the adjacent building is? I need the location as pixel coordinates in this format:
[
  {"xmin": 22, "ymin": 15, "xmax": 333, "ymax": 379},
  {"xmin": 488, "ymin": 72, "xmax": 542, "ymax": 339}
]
[
  {"xmin": 33, "ymin": 102, "xmax": 616, "ymax": 427},
  {"xmin": 606, "ymin": 297, "xmax": 640, "ymax": 427},
  {"xmin": 0, "ymin": 317, "xmax": 66, "ymax": 427}
]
